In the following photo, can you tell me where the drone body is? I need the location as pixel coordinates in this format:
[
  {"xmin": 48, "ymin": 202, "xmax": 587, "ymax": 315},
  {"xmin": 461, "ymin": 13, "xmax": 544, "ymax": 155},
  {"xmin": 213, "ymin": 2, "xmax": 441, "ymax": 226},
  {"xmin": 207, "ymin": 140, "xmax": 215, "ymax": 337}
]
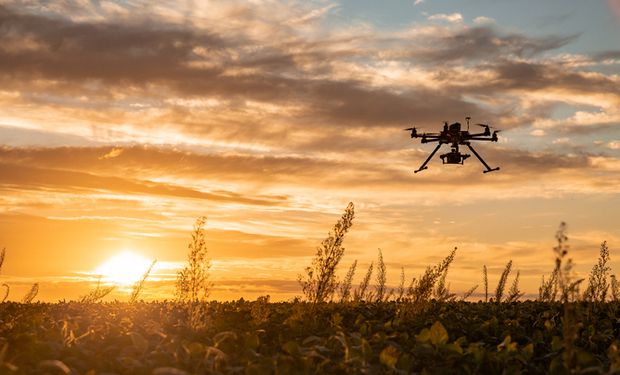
[{"xmin": 405, "ymin": 117, "xmax": 500, "ymax": 174}]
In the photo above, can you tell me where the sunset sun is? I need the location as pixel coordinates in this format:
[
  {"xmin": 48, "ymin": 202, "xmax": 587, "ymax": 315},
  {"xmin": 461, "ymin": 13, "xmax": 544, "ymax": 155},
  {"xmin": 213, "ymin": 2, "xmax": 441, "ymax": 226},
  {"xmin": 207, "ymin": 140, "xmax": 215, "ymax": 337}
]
[{"xmin": 95, "ymin": 251, "xmax": 153, "ymax": 286}]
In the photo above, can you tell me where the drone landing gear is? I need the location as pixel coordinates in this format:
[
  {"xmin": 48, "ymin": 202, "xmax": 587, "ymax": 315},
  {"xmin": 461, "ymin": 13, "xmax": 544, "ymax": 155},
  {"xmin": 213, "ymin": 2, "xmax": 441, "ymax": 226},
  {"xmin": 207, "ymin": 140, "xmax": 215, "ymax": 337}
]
[
  {"xmin": 414, "ymin": 143, "xmax": 442, "ymax": 173},
  {"xmin": 465, "ymin": 143, "xmax": 499, "ymax": 173}
]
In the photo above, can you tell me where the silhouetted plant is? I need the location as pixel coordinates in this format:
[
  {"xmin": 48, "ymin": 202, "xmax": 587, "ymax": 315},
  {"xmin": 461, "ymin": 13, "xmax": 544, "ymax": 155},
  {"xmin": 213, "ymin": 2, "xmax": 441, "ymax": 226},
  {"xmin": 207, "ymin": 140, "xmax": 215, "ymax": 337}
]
[
  {"xmin": 1, "ymin": 284, "xmax": 7, "ymax": 303},
  {"xmin": 538, "ymin": 267, "xmax": 559, "ymax": 302},
  {"xmin": 375, "ymin": 249, "xmax": 386, "ymax": 302},
  {"xmin": 583, "ymin": 241, "xmax": 610, "ymax": 302},
  {"xmin": 462, "ymin": 285, "xmax": 478, "ymax": 301},
  {"xmin": 611, "ymin": 275, "xmax": 620, "ymax": 301},
  {"xmin": 408, "ymin": 248, "xmax": 456, "ymax": 304},
  {"xmin": 80, "ymin": 276, "xmax": 114, "ymax": 303},
  {"xmin": 251, "ymin": 295, "xmax": 271, "ymax": 326},
  {"xmin": 494, "ymin": 260, "xmax": 512, "ymax": 303},
  {"xmin": 482, "ymin": 265, "xmax": 488, "ymax": 302},
  {"xmin": 553, "ymin": 222, "xmax": 583, "ymax": 302},
  {"xmin": 338, "ymin": 260, "xmax": 357, "ymax": 302},
  {"xmin": 505, "ymin": 270, "xmax": 523, "ymax": 302},
  {"xmin": 130, "ymin": 259, "xmax": 157, "ymax": 303},
  {"xmin": 434, "ymin": 268, "xmax": 455, "ymax": 302},
  {"xmin": 22, "ymin": 283, "xmax": 38, "ymax": 303},
  {"xmin": 176, "ymin": 216, "xmax": 212, "ymax": 302},
  {"xmin": 0, "ymin": 247, "xmax": 8, "ymax": 302},
  {"xmin": 354, "ymin": 261, "xmax": 373, "ymax": 302},
  {"xmin": 397, "ymin": 267, "xmax": 405, "ymax": 301},
  {"xmin": 299, "ymin": 202, "xmax": 355, "ymax": 304}
]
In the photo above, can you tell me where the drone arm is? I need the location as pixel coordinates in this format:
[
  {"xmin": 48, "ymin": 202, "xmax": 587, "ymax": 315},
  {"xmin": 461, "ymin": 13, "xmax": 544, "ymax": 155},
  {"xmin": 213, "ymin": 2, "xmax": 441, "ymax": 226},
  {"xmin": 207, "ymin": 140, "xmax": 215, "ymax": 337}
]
[
  {"xmin": 468, "ymin": 137, "xmax": 496, "ymax": 141},
  {"xmin": 465, "ymin": 143, "xmax": 499, "ymax": 173},
  {"xmin": 414, "ymin": 143, "xmax": 442, "ymax": 173}
]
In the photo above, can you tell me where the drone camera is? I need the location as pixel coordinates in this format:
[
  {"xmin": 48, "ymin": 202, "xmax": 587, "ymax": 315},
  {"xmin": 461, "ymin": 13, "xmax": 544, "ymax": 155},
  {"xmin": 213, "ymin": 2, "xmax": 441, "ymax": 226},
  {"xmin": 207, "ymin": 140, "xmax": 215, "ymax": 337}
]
[{"xmin": 440, "ymin": 151, "xmax": 470, "ymax": 164}]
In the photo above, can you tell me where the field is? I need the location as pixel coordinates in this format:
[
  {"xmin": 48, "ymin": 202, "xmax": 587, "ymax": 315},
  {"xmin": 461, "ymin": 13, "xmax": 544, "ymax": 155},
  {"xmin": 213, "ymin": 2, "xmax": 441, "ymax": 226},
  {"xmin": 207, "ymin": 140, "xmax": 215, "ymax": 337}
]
[{"xmin": 1, "ymin": 300, "xmax": 620, "ymax": 374}]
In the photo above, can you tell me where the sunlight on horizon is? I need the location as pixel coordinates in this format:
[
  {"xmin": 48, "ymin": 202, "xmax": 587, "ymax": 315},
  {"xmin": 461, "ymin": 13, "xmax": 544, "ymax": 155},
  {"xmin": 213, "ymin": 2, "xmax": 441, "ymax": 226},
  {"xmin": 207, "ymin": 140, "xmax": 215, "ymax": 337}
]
[{"xmin": 95, "ymin": 251, "xmax": 153, "ymax": 286}]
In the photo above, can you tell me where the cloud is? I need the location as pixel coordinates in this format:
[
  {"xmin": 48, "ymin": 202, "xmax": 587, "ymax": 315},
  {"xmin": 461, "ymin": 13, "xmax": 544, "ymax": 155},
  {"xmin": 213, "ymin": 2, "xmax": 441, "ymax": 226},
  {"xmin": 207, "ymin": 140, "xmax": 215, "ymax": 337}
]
[
  {"xmin": 428, "ymin": 13, "xmax": 463, "ymax": 23},
  {"xmin": 473, "ymin": 16, "xmax": 495, "ymax": 25},
  {"xmin": 607, "ymin": 140, "xmax": 620, "ymax": 150},
  {"xmin": 0, "ymin": 161, "xmax": 289, "ymax": 206},
  {"xmin": 99, "ymin": 147, "xmax": 123, "ymax": 160}
]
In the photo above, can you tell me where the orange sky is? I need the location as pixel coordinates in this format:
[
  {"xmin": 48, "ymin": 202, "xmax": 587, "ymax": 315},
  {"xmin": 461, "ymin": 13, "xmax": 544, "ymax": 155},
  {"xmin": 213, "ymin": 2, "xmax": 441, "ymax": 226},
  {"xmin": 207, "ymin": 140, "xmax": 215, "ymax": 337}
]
[{"xmin": 0, "ymin": 1, "xmax": 619, "ymax": 302}]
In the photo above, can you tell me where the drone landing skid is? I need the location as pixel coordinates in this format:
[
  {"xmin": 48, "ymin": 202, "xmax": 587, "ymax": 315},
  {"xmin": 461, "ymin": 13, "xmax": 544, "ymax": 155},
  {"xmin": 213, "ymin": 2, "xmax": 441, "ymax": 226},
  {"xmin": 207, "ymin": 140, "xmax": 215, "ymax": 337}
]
[
  {"xmin": 465, "ymin": 143, "xmax": 499, "ymax": 174},
  {"xmin": 483, "ymin": 167, "xmax": 500, "ymax": 174}
]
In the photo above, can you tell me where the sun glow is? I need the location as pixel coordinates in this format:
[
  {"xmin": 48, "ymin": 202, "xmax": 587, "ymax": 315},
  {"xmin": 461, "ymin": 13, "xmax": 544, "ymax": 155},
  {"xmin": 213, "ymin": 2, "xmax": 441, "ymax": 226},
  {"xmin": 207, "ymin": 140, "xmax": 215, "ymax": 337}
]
[{"xmin": 95, "ymin": 251, "xmax": 153, "ymax": 286}]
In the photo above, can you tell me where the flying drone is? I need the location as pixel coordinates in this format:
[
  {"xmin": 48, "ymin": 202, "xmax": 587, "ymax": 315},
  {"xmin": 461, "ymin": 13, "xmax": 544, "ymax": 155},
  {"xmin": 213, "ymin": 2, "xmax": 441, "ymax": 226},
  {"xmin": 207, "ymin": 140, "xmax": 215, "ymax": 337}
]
[{"xmin": 405, "ymin": 117, "xmax": 500, "ymax": 174}]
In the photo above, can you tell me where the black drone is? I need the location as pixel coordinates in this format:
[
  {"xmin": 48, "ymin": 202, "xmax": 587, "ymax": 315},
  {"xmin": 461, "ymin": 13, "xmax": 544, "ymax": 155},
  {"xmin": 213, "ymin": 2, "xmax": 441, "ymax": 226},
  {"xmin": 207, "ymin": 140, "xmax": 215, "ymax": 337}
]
[{"xmin": 405, "ymin": 117, "xmax": 500, "ymax": 174}]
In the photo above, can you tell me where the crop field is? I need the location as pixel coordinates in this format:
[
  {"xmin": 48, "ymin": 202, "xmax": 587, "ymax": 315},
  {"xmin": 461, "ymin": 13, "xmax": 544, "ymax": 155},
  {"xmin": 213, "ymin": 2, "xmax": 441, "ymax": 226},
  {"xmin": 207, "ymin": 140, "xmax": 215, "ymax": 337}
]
[{"xmin": 1, "ymin": 300, "xmax": 620, "ymax": 374}]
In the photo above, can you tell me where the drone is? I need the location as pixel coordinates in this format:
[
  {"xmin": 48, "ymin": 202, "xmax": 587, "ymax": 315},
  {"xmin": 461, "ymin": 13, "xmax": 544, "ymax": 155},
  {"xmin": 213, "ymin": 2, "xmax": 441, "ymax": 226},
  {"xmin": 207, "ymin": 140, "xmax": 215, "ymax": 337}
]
[{"xmin": 405, "ymin": 117, "xmax": 500, "ymax": 174}]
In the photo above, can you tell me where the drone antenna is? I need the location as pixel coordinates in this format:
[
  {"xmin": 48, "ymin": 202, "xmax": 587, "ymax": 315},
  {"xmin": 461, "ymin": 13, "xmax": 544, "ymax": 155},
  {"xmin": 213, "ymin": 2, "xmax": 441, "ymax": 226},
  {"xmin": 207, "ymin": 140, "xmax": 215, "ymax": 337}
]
[{"xmin": 466, "ymin": 116, "xmax": 471, "ymax": 131}]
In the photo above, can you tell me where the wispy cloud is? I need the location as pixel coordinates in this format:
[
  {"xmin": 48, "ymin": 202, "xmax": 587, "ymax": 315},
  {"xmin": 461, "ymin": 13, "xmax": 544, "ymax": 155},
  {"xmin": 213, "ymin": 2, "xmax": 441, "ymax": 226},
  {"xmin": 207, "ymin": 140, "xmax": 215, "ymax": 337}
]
[{"xmin": 428, "ymin": 12, "xmax": 463, "ymax": 23}]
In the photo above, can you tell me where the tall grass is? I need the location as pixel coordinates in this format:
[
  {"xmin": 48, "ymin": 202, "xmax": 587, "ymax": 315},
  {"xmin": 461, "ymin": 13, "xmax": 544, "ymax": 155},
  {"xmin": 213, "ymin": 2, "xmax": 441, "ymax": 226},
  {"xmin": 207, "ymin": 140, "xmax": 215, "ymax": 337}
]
[
  {"xmin": 130, "ymin": 259, "xmax": 157, "ymax": 303},
  {"xmin": 375, "ymin": 249, "xmax": 387, "ymax": 302},
  {"xmin": 299, "ymin": 202, "xmax": 355, "ymax": 304},
  {"xmin": 397, "ymin": 267, "xmax": 405, "ymax": 301},
  {"xmin": 482, "ymin": 265, "xmax": 488, "ymax": 302},
  {"xmin": 0, "ymin": 247, "xmax": 7, "ymax": 302},
  {"xmin": 176, "ymin": 216, "xmax": 212, "ymax": 302},
  {"xmin": 22, "ymin": 283, "xmax": 39, "ymax": 303},
  {"xmin": 354, "ymin": 261, "xmax": 373, "ymax": 302},
  {"xmin": 583, "ymin": 241, "xmax": 610, "ymax": 302},
  {"xmin": 494, "ymin": 260, "xmax": 512, "ymax": 303},
  {"xmin": 407, "ymin": 248, "xmax": 456, "ymax": 304},
  {"xmin": 80, "ymin": 276, "xmax": 114, "ymax": 303},
  {"xmin": 338, "ymin": 260, "xmax": 357, "ymax": 303}
]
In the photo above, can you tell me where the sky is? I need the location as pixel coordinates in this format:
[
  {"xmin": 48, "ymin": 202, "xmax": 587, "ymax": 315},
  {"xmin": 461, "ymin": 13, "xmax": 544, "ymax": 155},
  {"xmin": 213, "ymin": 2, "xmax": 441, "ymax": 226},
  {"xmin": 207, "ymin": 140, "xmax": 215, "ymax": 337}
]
[{"xmin": 0, "ymin": 0, "xmax": 619, "ymax": 302}]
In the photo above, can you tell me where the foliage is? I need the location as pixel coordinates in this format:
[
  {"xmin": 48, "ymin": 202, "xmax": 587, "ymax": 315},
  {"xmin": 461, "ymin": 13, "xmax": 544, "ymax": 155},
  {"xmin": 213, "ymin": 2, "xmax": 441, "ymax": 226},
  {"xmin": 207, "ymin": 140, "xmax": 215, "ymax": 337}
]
[
  {"xmin": 299, "ymin": 202, "xmax": 355, "ymax": 304},
  {"xmin": 176, "ymin": 217, "xmax": 212, "ymax": 302},
  {"xmin": 1, "ymin": 300, "xmax": 620, "ymax": 374},
  {"xmin": 130, "ymin": 260, "xmax": 157, "ymax": 303}
]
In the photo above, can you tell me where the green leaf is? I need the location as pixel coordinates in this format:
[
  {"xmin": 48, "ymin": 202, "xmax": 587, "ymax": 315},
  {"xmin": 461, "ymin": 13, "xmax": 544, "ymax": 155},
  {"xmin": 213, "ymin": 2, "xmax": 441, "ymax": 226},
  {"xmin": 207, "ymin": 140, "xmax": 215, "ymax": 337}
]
[
  {"xmin": 130, "ymin": 332, "xmax": 149, "ymax": 353},
  {"xmin": 416, "ymin": 328, "xmax": 430, "ymax": 343},
  {"xmin": 282, "ymin": 341, "xmax": 301, "ymax": 356},
  {"xmin": 429, "ymin": 321, "xmax": 449, "ymax": 345},
  {"xmin": 380, "ymin": 345, "xmax": 399, "ymax": 368}
]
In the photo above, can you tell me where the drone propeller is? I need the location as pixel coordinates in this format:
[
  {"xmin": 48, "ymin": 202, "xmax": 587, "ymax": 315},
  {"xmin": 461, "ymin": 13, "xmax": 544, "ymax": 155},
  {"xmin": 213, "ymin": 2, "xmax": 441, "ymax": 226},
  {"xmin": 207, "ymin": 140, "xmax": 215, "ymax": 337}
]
[
  {"xmin": 475, "ymin": 123, "xmax": 493, "ymax": 129},
  {"xmin": 404, "ymin": 127, "xmax": 417, "ymax": 138}
]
